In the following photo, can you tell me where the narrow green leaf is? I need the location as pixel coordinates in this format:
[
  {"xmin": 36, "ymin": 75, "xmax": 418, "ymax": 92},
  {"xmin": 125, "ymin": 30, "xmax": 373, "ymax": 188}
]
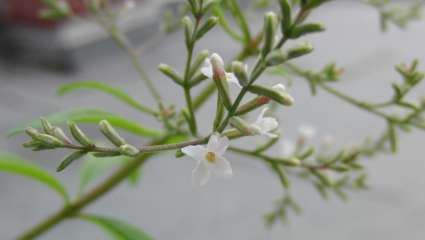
[
  {"xmin": 8, "ymin": 109, "xmax": 163, "ymax": 138},
  {"xmin": 57, "ymin": 151, "xmax": 87, "ymax": 172},
  {"xmin": 80, "ymin": 214, "xmax": 154, "ymax": 240},
  {"xmin": 57, "ymin": 81, "xmax": 157, "ymax": 116},
  {"xmin": 0, "ymin": 152, "xmax": 69, "ymax": 202}
]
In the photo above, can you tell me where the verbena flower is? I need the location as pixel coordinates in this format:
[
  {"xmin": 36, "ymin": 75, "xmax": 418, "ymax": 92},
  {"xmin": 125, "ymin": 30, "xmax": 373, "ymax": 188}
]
[
  {"xmin": 181, "ymin": 134, "xmax": 232, "ymax": 186},
  {"xmin": 201, "ymin": 53, "xmax": 242, "ymax": 88},
  {"xmin": 251, "ymin": 107, "xmax": 279, "ymax": 138}
]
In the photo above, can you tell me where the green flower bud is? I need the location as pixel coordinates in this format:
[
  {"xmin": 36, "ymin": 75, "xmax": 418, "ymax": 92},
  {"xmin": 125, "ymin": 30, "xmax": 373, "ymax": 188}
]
[
  {"xmin": 119, "ymin": 144, "xmax": 140, "ymax": 157},
  {"xmin": 182, "ymin": 16, "xmax": 193, "ymax": 48},
  {"xmin": 278, "ymin": 0, "xmax": 291, "ymax": 32},
  {"xmin": 68, "ymin": 121, "xmax": 94, "ymax": 147},
  {"xmin": 265, "ymin": 50, "xmax": 288, "ymax": 66},
  {"xmin": 40, "ymin": 117, "xmax": 54, "ymax": 135},
  {"xmin": 196, "ymin": 17, "xmax": 218, "ymax": 40},
  {"xmin": 52, "ymin": 127, "xmax": 72, "ymax": 144},
  {"xmin": 189, "ymin": 50, "xmax": 209, "ymax": 78},
  {"xmin": 25, "ymin": 127, "xmax": 41, "ymax": 140},
  {"xmin": 231, "ymin": 61, "xmax": 249, "ymax": 87},
  {"xmin": 286, "ymin": 42, "xmax": 314, "ymax": 59},
  {"xmin": 37, "ymin": 134, "xmax": 64, "ymax": 147},
  {"xmin": 281, "ymin": 157, "xmax": 301, "ymax": 166},
  {"xmin": 262, "ymin": 12, "xmax": 278, "ymax": 57},
  {"xmin": 289, "ymin": 23, "xmax": 325, "ymax": 39},
  {"xmin": 248, "ymin": 85, "xmax": 294, "ymax": 106},
  {"xmin": 158, "ymin": 64, "xmax": 183, "ymax": 85},
  {"xmin": 236, "ymin": 96, "xmax": 271, "ymax": 115},
  {"xmin": 99, "ymin": 120, "xmax": 126, "ymax": 147}
]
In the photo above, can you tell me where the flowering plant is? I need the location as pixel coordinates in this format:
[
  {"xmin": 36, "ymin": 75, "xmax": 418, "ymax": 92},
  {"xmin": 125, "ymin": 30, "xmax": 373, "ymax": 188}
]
[{"xmin": 1, "ymin": 0, "xmax": 425, "ymax": 239}]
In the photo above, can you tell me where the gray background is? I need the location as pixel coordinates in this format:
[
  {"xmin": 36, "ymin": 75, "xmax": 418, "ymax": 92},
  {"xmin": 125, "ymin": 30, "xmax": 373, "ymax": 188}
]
[{"xmin": 1, "ymin": 1, "xmax": 425, "ymax": 239}]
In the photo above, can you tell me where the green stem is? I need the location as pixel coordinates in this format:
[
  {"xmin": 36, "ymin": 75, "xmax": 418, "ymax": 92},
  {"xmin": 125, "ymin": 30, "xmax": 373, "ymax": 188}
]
[
  {"xmin": 108, "ymin": 25, "xmax": 162, "ymax": 105},
  {"xmin": 16, "ymin": 135, "xmax": 167, "ymax": 240}
]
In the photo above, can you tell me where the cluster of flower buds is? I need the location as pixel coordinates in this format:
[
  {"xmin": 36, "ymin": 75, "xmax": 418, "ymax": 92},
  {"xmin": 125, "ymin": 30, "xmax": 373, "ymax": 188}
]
[{"xmin": 23, "ymin": 118, "xmax": 139, "ymax": 171}]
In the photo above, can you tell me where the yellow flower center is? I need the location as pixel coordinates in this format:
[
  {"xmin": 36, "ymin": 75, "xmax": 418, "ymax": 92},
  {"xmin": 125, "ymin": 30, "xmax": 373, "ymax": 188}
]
[{"xmin": 205, "ymin": 152, "xmax": 216, "ymax": 162}]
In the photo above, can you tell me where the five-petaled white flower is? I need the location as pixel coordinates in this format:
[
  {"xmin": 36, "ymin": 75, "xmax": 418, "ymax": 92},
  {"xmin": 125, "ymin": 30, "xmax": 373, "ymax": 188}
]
[
  {"xmin": 181, "ymin": 134, "xmax": 232, "ymax": 186},
  {"xmin": 201, "ymin": 53, "xmax": 242, "ymax": 88},
  {"xmin": 250, "ymin": 107, "xmax": 279, "ymax": 138}
]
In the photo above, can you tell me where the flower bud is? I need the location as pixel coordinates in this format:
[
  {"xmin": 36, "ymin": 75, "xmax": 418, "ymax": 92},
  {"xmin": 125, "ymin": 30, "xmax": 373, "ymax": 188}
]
[
  {"xmin": 248, "ymin": 85, "xmax": 294, "ymax": 106},
  {"xmin": 262, "ymin": 12, "xmax": 278, "ymax": 57},
  {"xmin": 68, "ymin": 121, "xmax": 94, "ymax": 147},
  {"xmin": 25, "ymin": 127, "xmax": 41, "ymax": 140},
  {"xmin": 286, "ymin": 42, "xmax": 314, "ymax": 59},
  {"xmin": 231, "ymin": 61, "xmax": 249, "ymax": 86},
  {"xmin": 281, "ymin": 157, "xmax": 301, "ymax": 166},
  {"xmin": 99, "ymin": 120, "xmax": 126, "ymax": 147},
  {"xmin": 289, "ymin": 23, "xmax": 325, "ymax": 39},
  {"xmin": 119, "ymin": 144, "xmax": 140, "ymax": 156},
  {"xmin": 190, "ymin": 50, "xmax": 209, "ymax": 77},
  {"xmin": 278, "ymin": 0, "xmax": 291, "ymax": 32},
  {"xmin": 182, "ymin": 16, "xmax": 193, "ymax": 48},
  {"xmin": 235, "ymin": 96, "xmax": 270, "ymax": 115},
  {"xmin": 40, "ymin": 117, "xmax": 54, "ymax": 135},
  {"xmin": 196, "ymin": 17, "xmax": 218, "ymax": 40},
  {"xmin": 210, "ymin": 54, "xmax": 232, "ymax": 109},
  {"xmin": 158, "ymin": 64, "xmax": 183, "ymax": 85},
  {"xmin": 52, "ymin": 127, "xmax": 72, "ymax": 144},
  {"xmin": 265, "ymin": 50, "xmax": 288, "ymax": 66},
  {"xmin": 230, "ymin": 117, "xmax": 254, "ymax": 135},
  {"xmin": 37, "ymin": 134, "xmax": 64, "ymax": 147}
]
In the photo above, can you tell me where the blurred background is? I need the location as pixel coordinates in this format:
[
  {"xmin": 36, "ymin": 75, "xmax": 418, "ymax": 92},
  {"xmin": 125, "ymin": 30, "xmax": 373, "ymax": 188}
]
[{"xmin": 1, "ymin": 0, "xmax": 425, "ymax": 239}]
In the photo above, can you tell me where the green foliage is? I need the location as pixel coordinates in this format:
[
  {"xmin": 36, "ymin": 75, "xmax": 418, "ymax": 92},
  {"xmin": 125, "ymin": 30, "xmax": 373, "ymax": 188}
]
[
  {"xmin": 57, "ymin": 81, "xmax": 157, "ymax": 116},
  {"xmin": 0, "ymin": 152, "xmax": 69, "ymax": 202},
  {"xmin": 80, "ymin": 214, "xmax": 154, "ymax": 240}
]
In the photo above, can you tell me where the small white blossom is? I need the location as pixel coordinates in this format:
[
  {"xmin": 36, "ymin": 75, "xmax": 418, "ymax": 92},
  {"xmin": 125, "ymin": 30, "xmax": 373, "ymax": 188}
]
[
  {"xmin": 298, "ymin": 125, "xmax": 316, "ymax": 140},
  {"xmin": 250, "ymin": 108, "xmax": 279, "ymax": 138},
  {"xmin": 181, "ymin": 134, "xmax": 232, "ymax": 186},
  {"xmin": 272, "ymin": 83, "xmax": 287, "ymax": 92},
  {"xmin": 201, "ymin": 53, "xmax": 242, "ymax": 88}
]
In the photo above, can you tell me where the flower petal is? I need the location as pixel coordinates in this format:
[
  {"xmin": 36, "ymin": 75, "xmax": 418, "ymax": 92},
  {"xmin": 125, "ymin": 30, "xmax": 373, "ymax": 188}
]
[
  {"xmin": 192, "ymin": 160, "xmax": 211, "ymax": 186},
  {"xmin": 207, "ymin": 134, "xmax": 229, "ymax": 156},
  {"xmin": 209, "ymin": 156, "xmax": 232, "ymax": 178},
  {"xmin": 226, "ymin": 73, "xmax": 242, "ymax": 88},
  {"xmin": 200, "ymin": 59, "xmax": 213, "ymax": 79},
  {"xmin": 256, "ymin": 107, "xmax": 269, "ymax": 122},
  {"xmin": 181, "ymin": 145, "xmax": 206, "ymax": 160}
]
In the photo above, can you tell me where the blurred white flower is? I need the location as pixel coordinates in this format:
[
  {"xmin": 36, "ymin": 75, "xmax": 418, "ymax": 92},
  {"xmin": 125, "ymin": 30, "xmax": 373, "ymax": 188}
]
[
  {"xmin": 123, "ymin": 0, "xmax": 136, "ymax": 11},
  {"xmin": 181, "ymin": 134, "xmax": 232, "ymax": 186},
  {"xmin": 250, "ymin": 108, "xmax": 279, "ymax": 138},
  {"xmin": 322, "ymin": 134, "xmax": 335, "ymax": 147},
  {"xmin": 298, "ymin": 125, "xmax": 316, "ymax": 139},
  {"xmin": 201, "ymin": 53, "xmax": 242, "ymax": 88}
]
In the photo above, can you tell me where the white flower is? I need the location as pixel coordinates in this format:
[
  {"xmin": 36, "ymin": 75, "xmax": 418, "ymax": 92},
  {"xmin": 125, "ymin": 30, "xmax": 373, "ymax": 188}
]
[
  {"xmin": 298, "ymin": 125, "xmax": 316, "ymax": 139},
  {"xmin": 181, "ymin": 134, "xmax": 232, "ymax": 186},
  {"xmin": 201, "ymin": 53, "xmax": 242, "ymax": 88},
  {"xmin": 250, "ymin": 108, "xmax": 279, "ymax": 138}
]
